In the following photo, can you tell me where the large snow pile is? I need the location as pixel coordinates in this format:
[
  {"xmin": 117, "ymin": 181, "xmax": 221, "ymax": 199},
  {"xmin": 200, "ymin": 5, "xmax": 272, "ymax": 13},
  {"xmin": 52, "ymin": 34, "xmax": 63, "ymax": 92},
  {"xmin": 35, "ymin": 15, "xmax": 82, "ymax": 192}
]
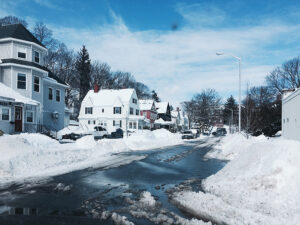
[
  {"xmin": 173, "ymin": 134, "xmax": 300, "ymax": 225},
  {"xmin": 0, "ymin": 129, "xmax": 182, "ymax": 185}
]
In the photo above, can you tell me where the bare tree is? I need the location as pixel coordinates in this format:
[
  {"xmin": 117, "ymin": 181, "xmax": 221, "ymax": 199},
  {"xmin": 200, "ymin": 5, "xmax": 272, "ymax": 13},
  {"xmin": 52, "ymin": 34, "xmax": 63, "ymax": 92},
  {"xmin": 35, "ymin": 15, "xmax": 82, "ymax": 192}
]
[
  {"xmin": 33, "ymin": 22, "xmax": 58, "ymax": 49},
  {"xmin": 266, "ymin": 57, "xmax": 300, "ymax": 94},
  {"xmin": 0, "ymin": 16, "xmax": 27, "ymax": 27}
]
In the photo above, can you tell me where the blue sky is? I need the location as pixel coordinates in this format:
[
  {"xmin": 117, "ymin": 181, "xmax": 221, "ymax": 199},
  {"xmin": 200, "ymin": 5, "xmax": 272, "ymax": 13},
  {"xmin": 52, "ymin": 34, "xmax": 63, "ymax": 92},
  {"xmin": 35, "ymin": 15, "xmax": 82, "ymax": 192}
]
[{"xmin": 1, "ymin": 0, "xmax": 300, "ymax": 106}]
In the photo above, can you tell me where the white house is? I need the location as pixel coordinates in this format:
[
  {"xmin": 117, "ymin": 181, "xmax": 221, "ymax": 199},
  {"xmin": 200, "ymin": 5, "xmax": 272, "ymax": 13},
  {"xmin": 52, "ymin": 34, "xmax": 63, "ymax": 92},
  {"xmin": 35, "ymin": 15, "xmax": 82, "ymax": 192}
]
[
  {"xmin": 282, "ymin": 88, "xmax": 300, "ymax": 141},
  {"xmin": 78, "ymin": 87, "xmax": 144, "ymax": 133},
  {"xmin": 0, "ymin": 24, "xmax": 69, "ymax": 134}
]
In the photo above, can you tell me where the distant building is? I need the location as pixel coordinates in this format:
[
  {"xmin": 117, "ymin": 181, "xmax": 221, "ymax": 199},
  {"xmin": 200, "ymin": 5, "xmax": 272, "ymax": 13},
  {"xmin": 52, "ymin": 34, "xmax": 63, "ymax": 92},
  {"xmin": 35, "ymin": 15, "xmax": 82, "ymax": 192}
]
[
  {"xmin": 156, "ymin": 102, "xmax": 171, "ymax": 121},
  {"xmin": 0, "ymin": 24, "xmax": 68, "ymax": 134},
  {"xmin": 171, "ymin": 109, "xmax": 181, "ymax": 132},
  {"xmin": 78, "ymin": 87, "xmax": 144, "ymax": 133},
  {"xmin": 139, "ymin": 99, "xmax": 157, "ymax": 129},
  {"xmin": 282, "ymin": 89, "xmax": 300, "ymax": 141}
]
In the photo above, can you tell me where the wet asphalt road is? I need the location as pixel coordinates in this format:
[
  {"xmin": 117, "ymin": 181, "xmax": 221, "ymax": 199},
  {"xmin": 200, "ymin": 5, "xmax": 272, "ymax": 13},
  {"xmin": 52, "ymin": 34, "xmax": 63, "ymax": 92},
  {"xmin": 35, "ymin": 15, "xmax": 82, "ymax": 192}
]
[{"xmin": 0, "ymin": 139, "xmax": 225, "ymax": 225}]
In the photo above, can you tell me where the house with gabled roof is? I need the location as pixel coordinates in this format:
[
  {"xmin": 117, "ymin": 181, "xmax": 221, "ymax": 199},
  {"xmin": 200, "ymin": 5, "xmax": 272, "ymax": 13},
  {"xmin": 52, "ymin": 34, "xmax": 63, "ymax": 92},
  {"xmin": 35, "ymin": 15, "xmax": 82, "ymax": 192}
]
[
  {"xmin": 78, "ymin": 86, "xmax": 144, "ymax": 133},
  {"xmin": 139, "ymin": 99, "xmax": 157, "ymax": 129},
  {"xmin": 0, "ymin": 24, "xmax": 69, "ymax": 133}
]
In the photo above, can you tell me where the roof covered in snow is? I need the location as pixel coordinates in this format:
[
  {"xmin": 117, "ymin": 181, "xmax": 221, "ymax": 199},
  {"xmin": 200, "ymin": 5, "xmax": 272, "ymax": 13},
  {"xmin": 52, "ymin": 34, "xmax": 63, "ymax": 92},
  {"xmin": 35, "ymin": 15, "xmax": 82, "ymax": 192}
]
[
  {"xmin": 156, "ymin": 102, "xmax": 169, "ymax": 114},
  {"xmin": 139, "ymin": 99, "xmax": 155, "ymax": 111},
  {"xmin": 171, "ymin": 110, "xmax": 179, "ymax": 118},
  {"xmin": 0, "ymin": 83, "xmax": 39, "ymax": 105},
  {"xmin": 83, "ymin": 88, "xmax": 135, "ymax": 106}
]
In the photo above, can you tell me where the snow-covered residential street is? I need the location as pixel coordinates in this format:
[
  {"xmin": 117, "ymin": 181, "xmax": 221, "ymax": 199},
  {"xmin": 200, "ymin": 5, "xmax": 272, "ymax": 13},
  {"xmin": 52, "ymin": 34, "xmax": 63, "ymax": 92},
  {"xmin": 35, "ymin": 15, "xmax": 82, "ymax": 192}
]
[
  {"xmin": 0, "ymin": 129, "xmax": 183, "ymax": 186},
  {"xmin": 0, "ymin": 131, "xmax": 224, "ymax": 225},
  {"xmin": 173, "ymin": 134, "xmax": 300, "ymax": 225}
]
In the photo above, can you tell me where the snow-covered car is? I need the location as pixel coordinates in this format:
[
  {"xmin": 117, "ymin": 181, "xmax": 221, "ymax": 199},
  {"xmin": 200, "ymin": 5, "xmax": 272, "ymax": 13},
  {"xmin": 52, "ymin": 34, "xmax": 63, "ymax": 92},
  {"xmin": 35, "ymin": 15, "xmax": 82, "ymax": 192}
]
[
  {"xmin": 181, "ymin": 130, "xmax": 194, "ymax": 139},
  {"xmin": 93, "ymin": 126, "xmax": 109, "ymax": 140}
]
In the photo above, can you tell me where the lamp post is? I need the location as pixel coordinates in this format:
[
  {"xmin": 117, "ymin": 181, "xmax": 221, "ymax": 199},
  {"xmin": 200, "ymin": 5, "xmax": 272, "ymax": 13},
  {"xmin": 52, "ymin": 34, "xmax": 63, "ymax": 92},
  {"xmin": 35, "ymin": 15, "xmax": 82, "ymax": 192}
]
[
  {"xmin": 228, "ymin": 108, "xmax": 234, "ymax": 133},
  {"xmin": 216, "ymin": 52, "xmax": 241, "ymax": 134}
]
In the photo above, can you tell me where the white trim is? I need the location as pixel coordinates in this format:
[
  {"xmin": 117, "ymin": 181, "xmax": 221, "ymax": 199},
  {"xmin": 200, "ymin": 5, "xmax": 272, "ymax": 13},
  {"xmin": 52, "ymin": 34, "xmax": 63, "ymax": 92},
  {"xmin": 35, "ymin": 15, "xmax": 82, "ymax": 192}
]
[
  {"xmin": 0, "ymin": 62, "xmax": 47, "ymax": 74},
  {"xmin": 55, "ymin": 89, "xmax": 61, "ymax": 102},
  {"xmin": 0, "ymin": 38, "xmax": 47, "ymax": 51},
  {"xmin": 33, "ymin": 75, "xmax": 40, "ymax": 93},
  {"xmin": 48, "ymin": 87, "xmax": 53, "ymax": 100},
  {"xmin": 17, "ymin": 73, "xmax": 27, "ymax": 90},
  {"xmin": 0, "ymin": 106, "xmax": 10, "ymax": 121},
  {"xmin": 44, "ymin": 77, "xmax": 68, "ymax": 88},
  {"xmin": 25, "ymin": 110, "xmax": 34, "ymax": 123}
]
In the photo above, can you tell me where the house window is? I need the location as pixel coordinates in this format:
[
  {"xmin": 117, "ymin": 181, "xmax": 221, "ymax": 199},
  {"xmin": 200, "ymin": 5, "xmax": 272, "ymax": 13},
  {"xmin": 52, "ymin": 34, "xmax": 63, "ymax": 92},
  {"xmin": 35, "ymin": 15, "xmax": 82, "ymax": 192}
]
[
  {"xmin": 129, "ymin": 122, "xmax": 132, "ymax": 129},
  {"xmin": 130, "ymin": 107, "xmax": 133, "ymax": 115},
  {"xmin": 113, "ymin": 120, "xmax": 115, "ymax": 126},
  {"xmin": 85, "ymin": 107, "xmax": 93, "ymax": 114},
  {"xmin": 17, "ymin": 73, "xmax": 26, "ymax": 89},
  {"xmin": 136, "ymin": 109, "xmax": 139, "ymax": 115},
  {"xmin": 26, "ymin": 111, "xmax": 34, "ymax": 123},
  {"xmin": 1, "ymin": 108, "xmax": 9, "ymax": 120},
  {"xmin": 34, "ymin": 76, "xmax": 40, "ymax": 92},
  {"xmin": 132, "ymin": 98, "xmax": 137, "ymax": 104},
  {"xmin": 34, "ymin": 51, "xmax": 40, "ymax": 63},
  {"xmin": 114, "ymin": 107, "xmax": 121, "ymax": 114},
  {"xmin": 120, "ymin": 120, "xmax": 122, "ymax": 127},
  {"xmin": 88, "ymin": 120, "xmax": 90, "ymax": 124},
  {"xmin": 93, "ymin": 120, "xmax": 95, "ymax": 124},
  {"xmin": 143, "ymin": 111, "xmax": 147, "ymax": 117},
  {"xmin": 133, "ymin": 122, "xmax": 137, "ymax": 129},
  {"xmin": 48, "ymin": 88, "xmax": 53, "ymax": 100},
  {"xmin": 56, "ymin": 90, "xmax": 60, "ymax": 102},
  {"xmin": 102, "ymin": 108, "xmax": 104, "ymax": 113},
  {"xmin": 18, "ymin": 50, "xmax": 26, "ymax": 59}
]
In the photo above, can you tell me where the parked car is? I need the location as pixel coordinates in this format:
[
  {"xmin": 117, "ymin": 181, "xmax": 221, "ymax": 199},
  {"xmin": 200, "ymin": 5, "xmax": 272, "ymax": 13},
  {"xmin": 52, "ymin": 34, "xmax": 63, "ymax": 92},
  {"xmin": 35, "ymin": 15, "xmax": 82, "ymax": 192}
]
[
  {"xmin": 213, "ymin": 128, "xmax": 227, "ymax": 137},
  {"xmin": 182, "ymin": 130, "xmax": 194, "ymax": 139},
  {"xmin": 110, "ymin": 128, "xmax": 124, "ymax": 139},
  {"xmin": 93, "ymin": 126, "xmax": 109, "ymax": 140}
]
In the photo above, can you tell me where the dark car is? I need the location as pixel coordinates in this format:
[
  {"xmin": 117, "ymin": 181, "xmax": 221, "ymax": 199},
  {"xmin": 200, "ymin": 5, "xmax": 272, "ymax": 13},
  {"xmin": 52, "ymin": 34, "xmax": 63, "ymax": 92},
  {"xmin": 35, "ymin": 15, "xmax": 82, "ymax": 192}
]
[
  {"xmin": 181, "ymin": 130, "xmax": 194, "ymax": 139},
  {"xmin": 110, "ymin": 128, "xmax": 124, "ymax": 138},
  {"xmin": 62, "ymin": 132, "xmax": 85, "ymax": 141},
  {"xmin": 213, "ymin": 128, "xmax": 227, "ymax": 137}
]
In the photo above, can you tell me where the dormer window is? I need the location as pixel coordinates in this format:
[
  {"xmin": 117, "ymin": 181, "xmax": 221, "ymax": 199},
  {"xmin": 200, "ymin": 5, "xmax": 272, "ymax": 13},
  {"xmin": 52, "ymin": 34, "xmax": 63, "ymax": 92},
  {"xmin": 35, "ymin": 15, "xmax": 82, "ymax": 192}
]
[{"xmin": 34, "ymin": 51, "xmax": 40, "ymax": 63}]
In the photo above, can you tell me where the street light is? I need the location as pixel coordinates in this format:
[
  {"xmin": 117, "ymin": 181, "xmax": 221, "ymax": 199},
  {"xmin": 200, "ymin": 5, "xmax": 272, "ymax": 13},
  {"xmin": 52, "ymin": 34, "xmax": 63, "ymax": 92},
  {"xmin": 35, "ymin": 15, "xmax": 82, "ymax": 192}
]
[{"xmin": 216, "ymin": 52, "xmax": 242, "ymax": 134}]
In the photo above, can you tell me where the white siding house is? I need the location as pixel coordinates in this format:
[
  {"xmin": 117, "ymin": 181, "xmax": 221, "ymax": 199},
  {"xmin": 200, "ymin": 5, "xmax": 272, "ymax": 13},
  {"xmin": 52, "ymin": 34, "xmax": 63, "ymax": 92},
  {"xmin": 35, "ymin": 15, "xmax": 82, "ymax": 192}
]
[
  {"xmin": 282, "ymin": 89, "xmax": 300, "ymax": 141},
  {"xmin": 79, "ymin": 88, "xmax": 144, "ymax": 133},
  {"xmin": 0, "ymin": 24, "xmax": 69, "ymax": 133}
]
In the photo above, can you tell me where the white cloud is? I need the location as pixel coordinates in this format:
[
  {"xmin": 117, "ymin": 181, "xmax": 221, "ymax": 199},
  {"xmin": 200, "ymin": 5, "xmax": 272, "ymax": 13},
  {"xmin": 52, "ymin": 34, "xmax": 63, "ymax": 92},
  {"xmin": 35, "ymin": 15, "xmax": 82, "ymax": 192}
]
[{"xmin": 51, "ymin": 13, "xmax": 300, "ymax": 106}]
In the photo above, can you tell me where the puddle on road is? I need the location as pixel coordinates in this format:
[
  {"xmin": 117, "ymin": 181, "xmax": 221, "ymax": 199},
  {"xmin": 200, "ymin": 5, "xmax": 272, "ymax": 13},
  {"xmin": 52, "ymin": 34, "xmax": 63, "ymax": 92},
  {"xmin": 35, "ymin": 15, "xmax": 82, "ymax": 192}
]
[{"xmin": 0, "ymin": 141, "xmax": 226, "ymax": 224}]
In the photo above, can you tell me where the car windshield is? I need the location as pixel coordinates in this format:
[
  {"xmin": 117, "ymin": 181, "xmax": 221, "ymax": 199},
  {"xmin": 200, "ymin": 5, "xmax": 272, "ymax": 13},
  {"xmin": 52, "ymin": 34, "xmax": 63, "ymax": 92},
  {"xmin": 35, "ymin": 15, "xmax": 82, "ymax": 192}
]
[{"xmin": 183, "ymin": 131, "xmax": 192, "ymax": 134}]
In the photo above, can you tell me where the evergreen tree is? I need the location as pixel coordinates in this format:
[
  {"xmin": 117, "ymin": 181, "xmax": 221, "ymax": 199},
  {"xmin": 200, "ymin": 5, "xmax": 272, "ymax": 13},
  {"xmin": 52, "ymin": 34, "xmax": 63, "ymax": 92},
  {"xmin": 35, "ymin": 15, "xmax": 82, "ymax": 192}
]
[
  {"xmin": 223, "ymin": 95, "xmax": 238, "ymax": 125},
  {"xmin": 151, "ymin": 90, "xmax": 160, "ymax": 102},
  {"xmin": 75, "ymin": 45, "xmax": 91, "ymax": 103}
]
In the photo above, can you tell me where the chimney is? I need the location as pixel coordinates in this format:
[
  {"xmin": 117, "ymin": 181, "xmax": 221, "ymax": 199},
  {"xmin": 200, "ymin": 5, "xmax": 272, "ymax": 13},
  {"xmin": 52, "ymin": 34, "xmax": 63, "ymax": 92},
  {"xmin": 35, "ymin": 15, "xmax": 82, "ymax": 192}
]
[{"xmin": 94, "ymin": 83, "xmax": 99, "ymax": 93}]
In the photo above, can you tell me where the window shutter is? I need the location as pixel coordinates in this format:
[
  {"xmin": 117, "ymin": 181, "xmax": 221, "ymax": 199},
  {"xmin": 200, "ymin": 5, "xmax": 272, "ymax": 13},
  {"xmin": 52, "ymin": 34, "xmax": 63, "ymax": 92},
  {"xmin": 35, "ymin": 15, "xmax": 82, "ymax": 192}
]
[
  {"xmin": 120, "ymin": 120, "xmax": 122, "ymax": 127},
  {"xmin": 113, "ymin": 120, "xmax": 115, "ymax": 126}
]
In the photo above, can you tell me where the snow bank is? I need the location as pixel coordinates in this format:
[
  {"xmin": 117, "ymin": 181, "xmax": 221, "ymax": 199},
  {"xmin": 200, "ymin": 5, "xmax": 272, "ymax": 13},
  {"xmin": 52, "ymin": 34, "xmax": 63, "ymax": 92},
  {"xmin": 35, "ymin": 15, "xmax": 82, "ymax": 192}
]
[
  {"xmin": 173, "ymin": 134, "xmax": 300, "ymax": 225},
  {"xmin": 0, "ymin": 129, "xmax": 182, "ymax": 185}
]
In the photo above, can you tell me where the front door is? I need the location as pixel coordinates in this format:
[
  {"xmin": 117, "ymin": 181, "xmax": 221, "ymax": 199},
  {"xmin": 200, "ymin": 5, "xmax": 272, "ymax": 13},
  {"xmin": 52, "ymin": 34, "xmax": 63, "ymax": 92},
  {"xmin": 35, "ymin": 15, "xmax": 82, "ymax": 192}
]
[{"xmin": 15, "ymin": 106, "xmax": 22, "ymax": 132}]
